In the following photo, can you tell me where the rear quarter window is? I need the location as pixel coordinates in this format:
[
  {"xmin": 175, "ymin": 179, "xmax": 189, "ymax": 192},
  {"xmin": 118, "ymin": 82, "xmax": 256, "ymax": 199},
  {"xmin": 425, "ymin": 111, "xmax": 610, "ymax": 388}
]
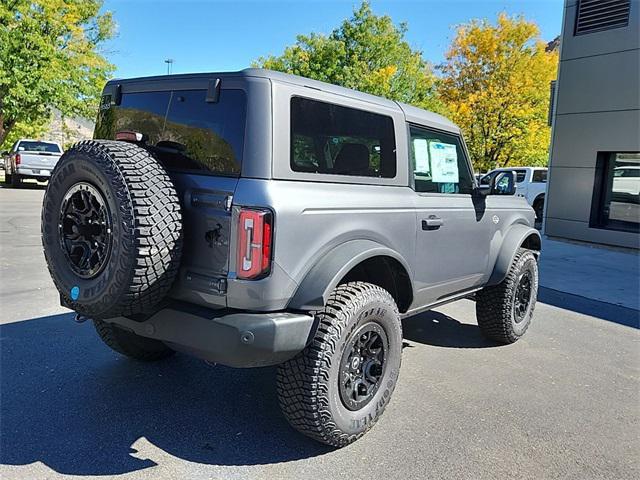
[
  {"xmin": 95, "ymin": 88, "xmax": 246, "ymax": 176},
  {"xmin": 290, "ymin": 97, "xmax": 396, "ymax": 178}
]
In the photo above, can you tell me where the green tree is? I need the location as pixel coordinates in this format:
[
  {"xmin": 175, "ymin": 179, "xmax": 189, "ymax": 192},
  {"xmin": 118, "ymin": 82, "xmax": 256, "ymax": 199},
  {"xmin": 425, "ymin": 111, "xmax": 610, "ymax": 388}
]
[
  {"xmin": 0, "ymin": 0, "xmax": 115, "ymax": 148},
  {"xmin": 255, "ymin": 1, "xmax": 441, "ymax": 112},
  {"xmin": 438, "ymin": 14, "xmax": 558, "ymax": 171}
]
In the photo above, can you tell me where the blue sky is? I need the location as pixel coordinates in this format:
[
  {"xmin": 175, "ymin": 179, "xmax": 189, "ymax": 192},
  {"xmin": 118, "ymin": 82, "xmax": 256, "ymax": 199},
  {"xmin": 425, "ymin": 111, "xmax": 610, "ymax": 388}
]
[{"xmin": 102, "ymin": 0, "xmax": 564, "ymax": 79}]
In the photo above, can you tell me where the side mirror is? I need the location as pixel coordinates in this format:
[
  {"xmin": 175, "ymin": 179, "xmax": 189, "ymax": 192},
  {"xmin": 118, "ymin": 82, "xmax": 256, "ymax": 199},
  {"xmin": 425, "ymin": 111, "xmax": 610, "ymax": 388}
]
[{"xmin": 490, "ymin": 171, "xmax": 516, "ymax": 195}]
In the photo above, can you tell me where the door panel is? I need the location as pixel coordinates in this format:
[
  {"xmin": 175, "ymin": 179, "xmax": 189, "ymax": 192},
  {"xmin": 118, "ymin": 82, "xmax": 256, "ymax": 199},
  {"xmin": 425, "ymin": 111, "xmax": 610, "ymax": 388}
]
[
  {"xmin": 408, "ymin": 124, "xmax": 494, "ymax": 307},
  {"xmin": 413, "ymin": 194, "xmax": 493, "ymax": 305}
]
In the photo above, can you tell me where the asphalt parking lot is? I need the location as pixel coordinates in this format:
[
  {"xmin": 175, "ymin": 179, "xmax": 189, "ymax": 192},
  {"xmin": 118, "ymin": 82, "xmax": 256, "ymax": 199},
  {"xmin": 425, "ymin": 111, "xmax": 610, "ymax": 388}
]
[{"xmin": 0, "ymin": 185, "xmax": 638, "ymax": 480}]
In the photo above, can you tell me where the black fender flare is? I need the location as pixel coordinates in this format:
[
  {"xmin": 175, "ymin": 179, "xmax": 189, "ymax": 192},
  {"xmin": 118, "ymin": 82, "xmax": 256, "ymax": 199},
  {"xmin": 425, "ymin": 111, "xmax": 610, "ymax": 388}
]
[
  {"xmin": 487, "ymin": 224, "xmax": 541, "ymax": 286},
  {"xmin": 287, "ymin": 239, "xmax": 413, "ymax": 311}
]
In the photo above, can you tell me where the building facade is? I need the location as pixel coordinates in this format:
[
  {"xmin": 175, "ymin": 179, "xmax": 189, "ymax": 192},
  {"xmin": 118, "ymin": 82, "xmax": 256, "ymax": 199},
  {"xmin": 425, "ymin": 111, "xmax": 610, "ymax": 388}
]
[{"xmin": 546, "ymin": 0, "xmax": 639, "ymax": 249}]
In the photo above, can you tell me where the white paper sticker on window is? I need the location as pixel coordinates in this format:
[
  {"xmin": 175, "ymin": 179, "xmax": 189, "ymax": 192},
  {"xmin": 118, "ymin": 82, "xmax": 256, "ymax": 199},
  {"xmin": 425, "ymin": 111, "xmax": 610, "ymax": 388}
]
[
  {"xmin": 413, "ymin": 138, "xmax": 430, "ymax": 174},
  {"xmin": 429, "ymin": 142, "xmax": 459, "ymax": 183}
]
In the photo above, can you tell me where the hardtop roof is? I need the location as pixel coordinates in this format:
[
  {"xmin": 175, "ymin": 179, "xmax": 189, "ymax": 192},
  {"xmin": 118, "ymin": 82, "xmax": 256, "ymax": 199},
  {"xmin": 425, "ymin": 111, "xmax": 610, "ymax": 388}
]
[{"xmin": 107, "ymin": 68, "xmax": 459, "ymax": 133}]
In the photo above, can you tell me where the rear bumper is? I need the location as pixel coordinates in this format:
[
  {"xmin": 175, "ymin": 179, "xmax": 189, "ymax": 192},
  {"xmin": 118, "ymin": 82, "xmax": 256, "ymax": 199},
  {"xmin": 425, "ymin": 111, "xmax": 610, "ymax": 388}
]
[
  {"xmin": 17, "ymin": 167, "xmax": 52, "ymax": 178},
  {"xmin": 103, "ymin": 304, "xmax": 315, "ymax": 368}
]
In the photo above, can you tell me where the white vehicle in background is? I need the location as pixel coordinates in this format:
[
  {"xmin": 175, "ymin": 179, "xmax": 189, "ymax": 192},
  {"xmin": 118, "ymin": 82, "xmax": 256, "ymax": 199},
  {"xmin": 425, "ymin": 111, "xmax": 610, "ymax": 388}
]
[
  {"xmin": 3, "ymin": 139, "xmax": 63, "ymax": 187},
  {"xmin": 612, "ymin": 166, "xmax": 640, "ymax": 199},
  {"xmin": 480, "ymin": 167, "xmax": 547, "ymax": 221}
]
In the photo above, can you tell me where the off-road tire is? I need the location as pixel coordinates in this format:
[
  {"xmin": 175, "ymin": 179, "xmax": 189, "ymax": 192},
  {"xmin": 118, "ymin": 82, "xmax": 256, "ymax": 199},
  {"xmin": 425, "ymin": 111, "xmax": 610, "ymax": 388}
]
[
  {"xmin": 533, "ymin": 196, "xmax": 544, "ymax": 223},
  {"xmin": 94, "ymin": 319, "xmax": 175, "ymax": 361},
  {"xmin": 476, "ymin": 248, "xmax": 538, "ymax": 344},
  {"xmin": 277, "ymin": 282, "xmax": 403, "ymax": 447},
  {"xmin": 11, "ymin": 173, "xmax": 21, "ymax": 187},
  {"xmin": 41, "ymin": 140, "xmax": 183, "ymax": 320}
]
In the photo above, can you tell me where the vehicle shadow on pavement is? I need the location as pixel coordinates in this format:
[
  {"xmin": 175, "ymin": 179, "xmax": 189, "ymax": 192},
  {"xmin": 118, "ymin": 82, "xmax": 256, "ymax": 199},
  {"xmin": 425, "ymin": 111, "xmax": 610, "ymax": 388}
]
[
  {"xmin": 402, "ymin": 310, "xmax": 499, "ymax": 349},
  {"xmin": 0, "ymin": 313, "xmax": 330, "ymax": 476},
  {"xmin": 0, "ymin": 182, "xmax": 47, "ymax": 190}
]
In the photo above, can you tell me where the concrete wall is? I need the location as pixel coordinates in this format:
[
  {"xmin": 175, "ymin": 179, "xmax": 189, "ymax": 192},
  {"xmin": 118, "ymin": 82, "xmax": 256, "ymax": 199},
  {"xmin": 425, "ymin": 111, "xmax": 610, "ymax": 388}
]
[{"xmin": 545, "ymin": 0, "xmax": 640, "ymax": 249}]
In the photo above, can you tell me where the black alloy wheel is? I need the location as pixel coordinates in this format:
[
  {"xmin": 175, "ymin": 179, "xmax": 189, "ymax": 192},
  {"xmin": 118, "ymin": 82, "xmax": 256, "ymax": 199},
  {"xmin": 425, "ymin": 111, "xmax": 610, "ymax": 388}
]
[
  {"xmin": 513, "ymin": 270, "xmax": 533, "ymax": 324},
  {"xmin": 59, "ymin": 182, "xmax": 113, "ymax": 279},
  {"xmin": 339, "ymin": 322, "xmax": 388, "ymax": 411}
]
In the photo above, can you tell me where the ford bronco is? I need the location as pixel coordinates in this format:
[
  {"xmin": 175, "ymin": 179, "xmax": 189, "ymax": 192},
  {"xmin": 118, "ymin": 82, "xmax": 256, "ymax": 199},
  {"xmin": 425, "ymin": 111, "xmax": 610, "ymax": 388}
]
[{"xmin": 41, "ymin": 69, "xmax": 540, "ymax": 447}]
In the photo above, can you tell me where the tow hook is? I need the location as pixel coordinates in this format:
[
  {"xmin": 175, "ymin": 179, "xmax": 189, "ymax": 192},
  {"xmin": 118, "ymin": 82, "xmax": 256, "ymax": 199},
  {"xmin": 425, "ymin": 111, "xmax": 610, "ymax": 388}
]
[{"xmin": 74, "ymin": 313, "xmax": 90, "ymax": 324}]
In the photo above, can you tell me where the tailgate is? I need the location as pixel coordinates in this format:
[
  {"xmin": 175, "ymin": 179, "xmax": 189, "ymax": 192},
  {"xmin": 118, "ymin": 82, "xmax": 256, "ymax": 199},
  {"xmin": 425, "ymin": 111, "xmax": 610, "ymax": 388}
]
[
  {"xmin": 20, "ymin": 152, "xmax": 60, "ymax": 170},
  {"xmin": 167, "ymin": 174, "xmax": 238, "ymax": 308}
]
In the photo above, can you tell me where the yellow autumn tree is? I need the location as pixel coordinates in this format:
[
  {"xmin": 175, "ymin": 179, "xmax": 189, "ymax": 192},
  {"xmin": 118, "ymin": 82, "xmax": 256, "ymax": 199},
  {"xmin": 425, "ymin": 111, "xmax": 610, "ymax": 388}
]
[{"xmin": 439, "ymin": 14, "xmax": 558, "ymax": 172}]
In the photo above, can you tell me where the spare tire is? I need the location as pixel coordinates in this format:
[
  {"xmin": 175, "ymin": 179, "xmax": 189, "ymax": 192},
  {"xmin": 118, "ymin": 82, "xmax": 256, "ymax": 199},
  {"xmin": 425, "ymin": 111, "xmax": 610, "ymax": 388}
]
[{"xmin": 42, "ymin": 140, "xmax": 183, "ymax": 320}]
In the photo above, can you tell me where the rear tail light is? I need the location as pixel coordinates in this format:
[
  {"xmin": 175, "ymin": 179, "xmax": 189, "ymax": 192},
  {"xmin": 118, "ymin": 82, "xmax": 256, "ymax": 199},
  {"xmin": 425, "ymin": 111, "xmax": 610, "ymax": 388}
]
[
  {"xmin": 236, "ymin": 208, "xmax": 273, "ymax": 280},
  {"xmin": 15, "ymin": 154, "xmax": 21, "ymax": 165}
]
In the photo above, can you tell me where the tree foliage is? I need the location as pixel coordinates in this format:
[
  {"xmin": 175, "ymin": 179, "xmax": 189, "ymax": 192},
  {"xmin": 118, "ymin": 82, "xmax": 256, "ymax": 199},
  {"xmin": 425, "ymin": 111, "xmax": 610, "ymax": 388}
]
[
  {"xmin": 438, "ymin": 14, "xmax": 558, "ymax": 171},
  {"xmin": 255, "ymin": 1, "xmax": 442, "ymax": 112},
  {"xmin": 0, "ymin": 0, "xmax": 114, "ymax": 148}
]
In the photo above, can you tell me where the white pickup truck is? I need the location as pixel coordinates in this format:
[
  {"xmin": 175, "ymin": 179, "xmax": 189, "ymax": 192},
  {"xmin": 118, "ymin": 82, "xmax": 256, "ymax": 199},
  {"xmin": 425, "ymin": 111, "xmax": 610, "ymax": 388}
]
[
  {"xmin": 480, "ymin": 167, "xmax": 547, "ymax": 221},
  {"xmin": 3, "ymin": 139, "xmax": 63, "ymax": 187}
]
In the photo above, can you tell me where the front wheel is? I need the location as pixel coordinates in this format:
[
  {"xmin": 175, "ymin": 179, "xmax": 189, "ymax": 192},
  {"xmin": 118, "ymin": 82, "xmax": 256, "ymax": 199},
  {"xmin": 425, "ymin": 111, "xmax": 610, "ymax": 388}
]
[
  {"xmin": 476, "ymin": 248, "xmax": 538, "ymax": 344},
  {"xmin": 277, "ymin": 282, "xmax": 403, "ymax": 447}
]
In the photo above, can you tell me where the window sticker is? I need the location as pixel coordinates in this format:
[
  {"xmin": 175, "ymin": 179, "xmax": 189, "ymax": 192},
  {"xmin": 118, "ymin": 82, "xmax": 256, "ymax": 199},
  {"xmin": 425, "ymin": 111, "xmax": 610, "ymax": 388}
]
[
  {"xmin": 413, "ymin": 138, "xmax": 430, "ymax": 174},
  {"xmin": 429, "ymin": 141, "xmax": 459, "ymax": 183}
]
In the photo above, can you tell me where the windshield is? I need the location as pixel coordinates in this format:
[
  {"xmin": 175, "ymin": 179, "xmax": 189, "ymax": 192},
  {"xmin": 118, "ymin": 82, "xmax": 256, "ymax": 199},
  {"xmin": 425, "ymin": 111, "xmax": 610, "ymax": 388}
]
[{"xmin": 17, "ymin": 141, "xmax": 61, "ymax": 153}]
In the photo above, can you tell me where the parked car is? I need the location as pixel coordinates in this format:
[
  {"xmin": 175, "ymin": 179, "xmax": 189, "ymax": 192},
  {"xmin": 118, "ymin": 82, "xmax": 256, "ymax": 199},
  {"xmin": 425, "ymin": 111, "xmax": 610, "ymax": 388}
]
[
  {"xmin": 480, "ymin": 167, "xmax": 547, "ymax": 221},
  {"xmin": 612, "ymin": 166, "xmax": 640, "ymax": 202},
  {"xmin": 3, "ymin": 139, "xmax": 63, "ymax": 186},
  {"xmin": 41, "ymin": 69, "xmax": 540, "ymax": 447}
]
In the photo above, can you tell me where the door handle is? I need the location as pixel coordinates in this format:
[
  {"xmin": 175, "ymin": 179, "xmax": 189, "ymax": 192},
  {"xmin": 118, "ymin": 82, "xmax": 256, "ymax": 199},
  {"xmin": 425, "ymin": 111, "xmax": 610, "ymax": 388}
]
[{"xmin": 422, "ymin": 215, "xmax": 444, "ymax": 230}]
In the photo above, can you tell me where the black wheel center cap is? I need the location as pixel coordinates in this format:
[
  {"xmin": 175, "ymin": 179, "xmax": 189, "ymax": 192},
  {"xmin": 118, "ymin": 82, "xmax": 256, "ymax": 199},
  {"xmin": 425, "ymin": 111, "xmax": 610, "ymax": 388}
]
[{"xmin": 59, "ymin": 182, "xmax": 113, "ymax": 279}]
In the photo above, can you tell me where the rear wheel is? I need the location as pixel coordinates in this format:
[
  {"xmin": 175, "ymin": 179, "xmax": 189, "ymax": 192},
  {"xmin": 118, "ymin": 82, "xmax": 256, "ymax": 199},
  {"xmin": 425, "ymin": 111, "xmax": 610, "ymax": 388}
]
[
  {"xmin": 94, "ymin": 319, "xmax": 175, "ymax": 361},
  {"xmin": 11, "ymin": 173, "xmax": 21, "ymax": 187},
  {"xmin": 277, "ymin": 282, "xmax": 403, "ymax": 447}
]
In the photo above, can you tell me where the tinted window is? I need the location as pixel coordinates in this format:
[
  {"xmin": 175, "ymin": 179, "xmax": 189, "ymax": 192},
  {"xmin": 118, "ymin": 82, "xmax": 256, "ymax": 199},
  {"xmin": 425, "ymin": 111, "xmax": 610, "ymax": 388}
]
[
  {"xmin": 409, "ymin": 126, "xmax": 473, "ymax": 194},
  {"xmin": 17, "ymin": 141, "xmax": 61, "ymax": 153},
  {"xmin": 95, "ymin": 89, "xmax": 246, "ymax": 176},
  {"xmin": 513, "ymin": 170, "xmax": 527, "ymax": 183},
  {"xmin": 591, "ymin": 152, "xmax": 640, "ymax": 232},
  {"xmin": 290, "ymin": 97, "xmax": 396, "ymax": 178},
  {"xmin": 532, "ymin": 170, "xmax": 548, "ymax": 182}
]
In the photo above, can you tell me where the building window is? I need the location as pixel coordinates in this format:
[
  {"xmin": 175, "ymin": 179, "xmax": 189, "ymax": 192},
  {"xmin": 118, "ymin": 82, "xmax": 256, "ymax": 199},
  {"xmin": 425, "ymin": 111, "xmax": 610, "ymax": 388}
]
[{"xmin": 591, "ymin": 152, "xmax": 640, "ymax": 233}]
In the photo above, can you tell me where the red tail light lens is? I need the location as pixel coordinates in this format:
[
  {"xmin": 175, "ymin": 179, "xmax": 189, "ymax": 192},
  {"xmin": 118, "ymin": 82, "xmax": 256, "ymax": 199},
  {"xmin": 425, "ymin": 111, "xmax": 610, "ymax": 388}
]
[
  {"xmin": 15, "ymin": 154, "xmax": 21, "ymax": 165},
  {"xmin": 237, "ymin": 208, "xmax": 273, "ymax": 280}
]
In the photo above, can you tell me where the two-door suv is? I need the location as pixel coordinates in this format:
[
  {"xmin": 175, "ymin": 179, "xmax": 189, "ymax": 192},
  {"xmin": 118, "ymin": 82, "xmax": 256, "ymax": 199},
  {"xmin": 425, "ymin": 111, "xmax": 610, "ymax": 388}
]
[{"xmin": 42, "ymin": 69, "xmax": 540, "ymax": 446}]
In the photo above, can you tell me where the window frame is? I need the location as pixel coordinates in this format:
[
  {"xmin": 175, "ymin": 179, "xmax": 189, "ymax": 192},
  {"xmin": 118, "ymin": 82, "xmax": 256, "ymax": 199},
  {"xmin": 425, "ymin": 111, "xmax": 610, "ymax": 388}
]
[
  {"xmin": 406, "ymin": 123, "xmax": 476, "ymax": 197},
  {"xmin": 590, "ymin": 151, "xmax": 640, "ymax": 234},
  {"xmin": 289, "ymin": 95, "xmax": 398, "ymax": 180},
  {"xmin": 271, "ymin": 81, "xmax": 408, "ymax": 187}
]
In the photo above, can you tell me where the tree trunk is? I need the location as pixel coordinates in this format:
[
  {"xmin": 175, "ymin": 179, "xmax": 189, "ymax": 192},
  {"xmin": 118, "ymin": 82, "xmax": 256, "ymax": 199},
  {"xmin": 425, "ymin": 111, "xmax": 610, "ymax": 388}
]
[
  {"xmin": 0, "ymin": 113, "xmax": 16, "ymax": 145},
  {"xmin": 0, "ymin": 111, "xmax": 16, "ymax": 147}
]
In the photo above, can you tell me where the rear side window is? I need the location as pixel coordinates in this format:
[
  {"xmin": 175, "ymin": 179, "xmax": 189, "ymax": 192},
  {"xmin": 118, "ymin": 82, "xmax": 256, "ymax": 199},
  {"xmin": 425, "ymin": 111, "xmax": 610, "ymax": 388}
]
[
  {"xmin": 290, "ymin": 97, "xmax": 396, "ymax": 178},
  {"xmin": 532, "ymin": 170, "xmax": 547, "ymax": 182},
  {"xmin": 17, "ymin": 141, "xmax": 61, "ymax": 153},
  {"xmin": 95, "ymin": 89, "xmax": 246, "ymax": 176}
]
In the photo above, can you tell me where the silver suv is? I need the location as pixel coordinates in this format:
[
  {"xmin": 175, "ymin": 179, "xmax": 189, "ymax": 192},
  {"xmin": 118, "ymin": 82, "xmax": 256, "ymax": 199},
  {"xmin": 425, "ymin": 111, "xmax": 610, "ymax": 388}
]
[{"xmin": 41, "ymin": 69, "xmax": 540, "ymax": 447}]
